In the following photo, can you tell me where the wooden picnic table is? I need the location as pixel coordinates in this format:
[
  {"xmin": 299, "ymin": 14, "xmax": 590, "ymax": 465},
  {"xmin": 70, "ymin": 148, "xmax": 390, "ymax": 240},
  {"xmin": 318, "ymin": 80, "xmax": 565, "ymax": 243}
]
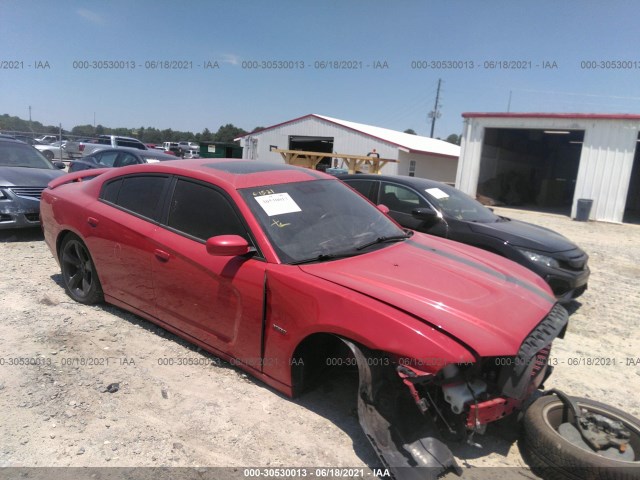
[{"xmin": 272, "ymin": 148, "xmax": 397, "ymax": 174}]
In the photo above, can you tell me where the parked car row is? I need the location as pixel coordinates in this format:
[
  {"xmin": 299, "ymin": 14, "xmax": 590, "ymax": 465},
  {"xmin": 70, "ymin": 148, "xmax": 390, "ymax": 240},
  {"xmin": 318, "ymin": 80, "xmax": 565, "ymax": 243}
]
[
  {"xmin": 1, "ymin": 136, "xmax": 590, "ymax": 302},
  {"xmin": 162, "ymin": 141, "xmax": 200, "ymax": 158}
]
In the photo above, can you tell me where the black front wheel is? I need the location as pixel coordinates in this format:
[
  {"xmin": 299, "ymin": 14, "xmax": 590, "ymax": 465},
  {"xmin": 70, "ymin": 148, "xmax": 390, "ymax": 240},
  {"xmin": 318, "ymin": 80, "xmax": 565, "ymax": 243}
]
[
  {"xmin": 522, "ymin": 395, "xmax": 640, "ymax": 480},
  {"xmin": 59, "ymin": 234, "xmax": 103, "ymax": 304},
  {"xmin": 43, "ymin": 150, "xmax": 54, "ymax": 160}
]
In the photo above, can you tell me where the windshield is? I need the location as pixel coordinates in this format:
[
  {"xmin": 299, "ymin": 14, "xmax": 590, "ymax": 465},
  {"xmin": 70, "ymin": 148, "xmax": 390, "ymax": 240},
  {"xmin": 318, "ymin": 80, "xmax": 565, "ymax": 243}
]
[
  {"xmin": 423, "ymin": 183, "xmax": 499, "ymax": 223},
  {"xmin": 0, "ymin": 142, "xmax": 56, "ymax": 169},
  {"xmin": 240, "ymin": 179, "xmax": 405, "ymax": 264}
]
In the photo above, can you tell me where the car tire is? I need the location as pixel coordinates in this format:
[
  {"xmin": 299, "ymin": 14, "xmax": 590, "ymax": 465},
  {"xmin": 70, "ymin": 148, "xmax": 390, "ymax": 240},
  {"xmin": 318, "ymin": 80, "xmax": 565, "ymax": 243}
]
[
  {"xmin": 43, "ymin": 150, "xmax": 54, "ymax": 160},
  {"xmin": 521, "ymin": 394, "xmax": 640, "ymax": 480},
  {"xmin": 59, "ymin": 234, "xmax": 104, "ymax": 304}
]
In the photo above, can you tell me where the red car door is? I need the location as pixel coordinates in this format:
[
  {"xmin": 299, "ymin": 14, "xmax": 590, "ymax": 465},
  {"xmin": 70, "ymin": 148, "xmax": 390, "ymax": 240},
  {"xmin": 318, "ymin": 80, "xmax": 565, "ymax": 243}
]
[
  {"xmin": 87, "ymin": 175, "xmax": 172, "ymax": 315},
  {"xmin": 151, "ymin": 178, "xmax": 266, "ymax": 366}
]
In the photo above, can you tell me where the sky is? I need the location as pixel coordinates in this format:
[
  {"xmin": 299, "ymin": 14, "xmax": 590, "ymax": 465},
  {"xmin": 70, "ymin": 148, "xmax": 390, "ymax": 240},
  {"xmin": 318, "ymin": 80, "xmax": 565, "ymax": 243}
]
[{"xmin": 2, "ymin": 0, "xmax": 640, "ymax": 139}]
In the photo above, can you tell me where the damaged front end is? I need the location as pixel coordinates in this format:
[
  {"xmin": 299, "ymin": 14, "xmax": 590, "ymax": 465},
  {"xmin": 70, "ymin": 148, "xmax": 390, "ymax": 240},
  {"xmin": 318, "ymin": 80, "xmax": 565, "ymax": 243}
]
[{"xmin": 343, "ymin": 303, "xmax": 569, "ymax": 479}]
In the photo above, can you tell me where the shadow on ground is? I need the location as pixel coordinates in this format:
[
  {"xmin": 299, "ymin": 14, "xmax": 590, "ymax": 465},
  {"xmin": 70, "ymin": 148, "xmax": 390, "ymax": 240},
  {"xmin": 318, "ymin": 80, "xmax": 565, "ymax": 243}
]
[{"xmin": 0, "ymin": 227, "xmax": 44, "ymax": 243}]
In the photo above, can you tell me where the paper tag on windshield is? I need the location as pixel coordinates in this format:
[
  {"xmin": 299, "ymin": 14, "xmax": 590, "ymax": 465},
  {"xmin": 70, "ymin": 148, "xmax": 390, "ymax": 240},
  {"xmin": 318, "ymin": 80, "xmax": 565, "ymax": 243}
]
[
  {"xmin": 254, "ymin": 193, "xmax": 301, "ymax": 216},
  {"xmin": 145, "ymin": 159, "xmax": 160, "ymax": 163},
  {"xmin": 426, "ymin": 187, "xmax": 449, "ymax": 199}
]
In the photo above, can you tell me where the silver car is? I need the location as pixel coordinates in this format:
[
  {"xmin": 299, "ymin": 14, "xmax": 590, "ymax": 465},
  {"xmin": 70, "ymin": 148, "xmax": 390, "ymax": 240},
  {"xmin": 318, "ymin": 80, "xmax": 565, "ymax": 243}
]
[
  {"xmin": 0, "ymin": 138, "xmax": 66, "ymax": 229},
  {"xmin": 35, "ymin": 140, "xmax": 74, "ymax": 161}
]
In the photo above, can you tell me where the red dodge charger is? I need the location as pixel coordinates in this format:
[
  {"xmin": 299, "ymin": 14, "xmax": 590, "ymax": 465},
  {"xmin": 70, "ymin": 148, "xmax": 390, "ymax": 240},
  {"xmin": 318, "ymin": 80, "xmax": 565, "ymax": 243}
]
[{"xmin": 41, "ymin": 159, "xmax": 568, "ymax": 477}]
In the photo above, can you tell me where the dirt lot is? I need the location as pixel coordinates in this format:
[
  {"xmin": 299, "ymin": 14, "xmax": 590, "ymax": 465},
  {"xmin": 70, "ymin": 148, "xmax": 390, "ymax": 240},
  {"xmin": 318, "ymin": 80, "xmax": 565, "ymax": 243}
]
[{"xmin": 0, "ymin": 208, "xmax": 639, "ymax": 478}]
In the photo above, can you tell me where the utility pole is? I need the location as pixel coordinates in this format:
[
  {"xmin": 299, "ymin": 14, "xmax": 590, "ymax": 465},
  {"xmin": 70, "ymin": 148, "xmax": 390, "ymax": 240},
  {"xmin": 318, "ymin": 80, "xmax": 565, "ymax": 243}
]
[
  {"xmin": 28, "ymin": 106, "xmax": 33, "ymax": 133},
  {"xmin": 428, "ymin": 79, "xmax": 442, "ymax": 138}
]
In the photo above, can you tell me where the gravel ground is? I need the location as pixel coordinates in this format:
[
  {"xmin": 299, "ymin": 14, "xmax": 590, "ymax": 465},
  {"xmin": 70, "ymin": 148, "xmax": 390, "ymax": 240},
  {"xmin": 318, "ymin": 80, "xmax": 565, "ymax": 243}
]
[{"xmin": 0, "ymin": 208, "xmax": 638, "ymax": 479}]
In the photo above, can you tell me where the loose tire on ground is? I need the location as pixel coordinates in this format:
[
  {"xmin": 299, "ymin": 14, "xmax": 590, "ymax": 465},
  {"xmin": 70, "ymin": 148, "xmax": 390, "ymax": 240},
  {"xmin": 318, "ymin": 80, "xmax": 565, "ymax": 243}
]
[
  {"xmin": 521, "ymin": 395, "xmax": 640, "ymax": 480},
  {"xmin": 59, "ymin": 234, "xmax": 104, "ymax": 304}
]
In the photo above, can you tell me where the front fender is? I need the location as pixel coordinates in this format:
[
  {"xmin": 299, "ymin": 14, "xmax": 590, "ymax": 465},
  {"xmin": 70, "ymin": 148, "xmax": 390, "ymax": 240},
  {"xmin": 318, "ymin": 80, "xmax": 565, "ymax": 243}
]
[{"xmin": 261, "ymin": 266, "xmax": 475, "ymax": 388}]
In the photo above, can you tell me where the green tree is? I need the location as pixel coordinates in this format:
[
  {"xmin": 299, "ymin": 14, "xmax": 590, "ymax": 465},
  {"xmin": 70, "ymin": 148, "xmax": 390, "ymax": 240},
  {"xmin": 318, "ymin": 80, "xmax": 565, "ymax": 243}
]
[
  {"xmin": 200, "ymin": 128, "xmax": 214, "ymax": 142},
  {"xmin": 445, "ymin": 134, "xmax": 461, "ymax": 145},
  {"xmin": 71, "ymin": 124, "xmax": 95, "ymax": 137},
  {"xmin": 214, "ymin": 124, "xmax": 247, "ymax": 143},
  {"xmin": 143, "ymin": 127, "xmax": 162, "ymax": 143}
]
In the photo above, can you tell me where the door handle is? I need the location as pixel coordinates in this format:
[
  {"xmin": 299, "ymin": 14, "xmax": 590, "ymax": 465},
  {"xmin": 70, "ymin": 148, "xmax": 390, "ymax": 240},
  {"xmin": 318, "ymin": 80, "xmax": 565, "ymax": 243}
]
[
  {"xmin": 87, "ymin": 217, "xmax": 99, "ymax": 227},
  {"xmin": 154, "ymin": 249, "xmax": 171, "ymax": 262}
]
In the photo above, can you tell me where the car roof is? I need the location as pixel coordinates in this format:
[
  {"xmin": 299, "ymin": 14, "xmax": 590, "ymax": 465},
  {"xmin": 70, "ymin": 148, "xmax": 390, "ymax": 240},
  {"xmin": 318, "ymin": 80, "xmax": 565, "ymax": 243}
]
[
  {"xmin": 338, "ymin": 173, "xmax": 447, "ymax": 190},
  {"xmin": 96, "ymin": 135, "xmax": 141, "ymax": 141},
  {"xmin": 0, "ymin": 137, "xmax": 30, "ymax": 145},
  {"xmin": 86, "ymin": 146, "xmax": 174, "ymax": 158},
  {"xmin": 97, "ymin": 158, "xmax": 333, "ymax": 189}
]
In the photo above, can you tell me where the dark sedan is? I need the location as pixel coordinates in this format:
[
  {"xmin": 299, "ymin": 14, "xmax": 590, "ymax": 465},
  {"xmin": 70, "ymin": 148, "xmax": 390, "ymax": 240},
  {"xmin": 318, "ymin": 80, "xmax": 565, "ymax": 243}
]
[
  {"xmin": 340, "ymin": 174, "xmax": 589, "ymax": 302},
  {"xmin": 0, "ymin": 137, "xmax": 66, "ymax": 229},
  {"xmin": 68, "ymin": 147, "xmax": 178, "ymax": 172}
]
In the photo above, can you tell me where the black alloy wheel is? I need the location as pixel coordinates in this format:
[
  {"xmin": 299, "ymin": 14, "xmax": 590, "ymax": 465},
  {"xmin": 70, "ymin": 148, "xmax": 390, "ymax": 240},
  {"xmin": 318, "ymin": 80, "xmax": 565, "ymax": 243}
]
[{"xmin": 59, "ymin": 234, "xmax": 103, "ymax": 304}]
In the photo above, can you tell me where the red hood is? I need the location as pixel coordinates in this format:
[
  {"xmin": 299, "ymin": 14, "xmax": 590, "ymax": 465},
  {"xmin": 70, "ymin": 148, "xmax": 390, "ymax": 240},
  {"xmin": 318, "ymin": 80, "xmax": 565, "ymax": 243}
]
[{"xmin": 299, "ymin": 234, "xmax": 555, "ymax": 357}]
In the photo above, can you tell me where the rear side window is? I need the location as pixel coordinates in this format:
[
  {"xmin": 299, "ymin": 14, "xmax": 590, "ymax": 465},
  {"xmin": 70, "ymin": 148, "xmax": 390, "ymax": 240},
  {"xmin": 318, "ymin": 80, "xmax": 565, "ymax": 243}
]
[
  {"xmin": 101, "ymin": 179, "xmax": 122, "ymax": 203},
  {"xmin": 167, "ymin": 179, "xmax": 246, "ymax": 241},
  {"xmin": 100, "ymin": 175, "xmax": 169, "ymax": 221},
  {"xmin": 94, "ymin": 151, "xmax": 119, "ymax": 167},
  {"xmin": 114, "ymin": 153, "xmax": 140, "ymax": 167},
  {"xmin": 118, "ymin": 139, "xmax": 145, "ymax": 150}
]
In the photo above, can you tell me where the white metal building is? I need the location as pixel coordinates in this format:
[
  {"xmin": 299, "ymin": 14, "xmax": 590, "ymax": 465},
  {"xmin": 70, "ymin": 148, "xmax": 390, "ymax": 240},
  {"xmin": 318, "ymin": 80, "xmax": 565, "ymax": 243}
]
[
  {"xmin": 236, "ymin": 114, "xmax": 460, "ymax": 183},
  {"xmin": 456, "ymin": 113, "xmax": 640, "ymax": 224}
]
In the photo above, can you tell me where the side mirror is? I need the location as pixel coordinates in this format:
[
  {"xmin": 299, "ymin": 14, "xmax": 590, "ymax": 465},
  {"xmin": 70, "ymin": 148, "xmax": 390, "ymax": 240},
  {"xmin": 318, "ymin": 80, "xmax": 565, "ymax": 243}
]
[
  {"xmin": 411, "ymin": 207, "xmax": 441, "ymax": 227},
  {"xmin": 376, "ymin": 204, "xmax": 390, "ymax": 214},
  {"xmin": 53, "ymin": 161, "xmax": 66, "ymax": 169},
  {"xmin": 206, "ymin": 235, "xmax": 251, "ymax": 256}
]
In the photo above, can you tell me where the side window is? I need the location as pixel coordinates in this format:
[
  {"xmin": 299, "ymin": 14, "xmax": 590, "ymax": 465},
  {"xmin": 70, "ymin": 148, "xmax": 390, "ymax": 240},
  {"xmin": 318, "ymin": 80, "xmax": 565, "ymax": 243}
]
[
  {"xmin": 101, "ymin": 179, "xmax": 122, "ymax": 204},
  {"xmin": 95, "ymin": 151, "xmax": 119, "ymax": 167},
  {"xmin": 344, "ymin": 180, "xmax": 376, "ymax": 202},
  {"xmin": 103, "ymin": 176, "xmax": 169, "ymax": 220},
  {"xmin": 167, "ymin": 179, "xmax": 246, "ymax": 241},
  {"xmin": 119, "ymin": 140, "xmax": 145, "ymax": 150},
  {"xmin": 409, "ymin": 160, "xmax": 416, "ymax": 177},
  {"xmin": 380, "ymin": 183, "xmax": 428, "ymax": 214},
  {"xmin": 114, "ymin": 153, "xmax": 140, "ymax": 167}
]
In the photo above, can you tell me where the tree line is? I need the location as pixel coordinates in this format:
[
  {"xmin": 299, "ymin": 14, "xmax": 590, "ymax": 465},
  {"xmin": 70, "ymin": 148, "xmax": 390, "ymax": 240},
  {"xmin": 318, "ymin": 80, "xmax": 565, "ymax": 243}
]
[{"xmin": 0, "ymin": 114, "xmax": 260, "ymax": 144}]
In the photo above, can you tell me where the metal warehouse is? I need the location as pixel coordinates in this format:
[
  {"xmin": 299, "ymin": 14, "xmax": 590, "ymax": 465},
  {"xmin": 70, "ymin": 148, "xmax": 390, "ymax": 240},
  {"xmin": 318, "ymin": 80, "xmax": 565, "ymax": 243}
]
[
  {"xmin": 235, "ymin": 114, "xmax": 460, "ymax": 183},
  {"xmin": 456, "ymin": 113, "xmax": 640, "ymax": 224}
]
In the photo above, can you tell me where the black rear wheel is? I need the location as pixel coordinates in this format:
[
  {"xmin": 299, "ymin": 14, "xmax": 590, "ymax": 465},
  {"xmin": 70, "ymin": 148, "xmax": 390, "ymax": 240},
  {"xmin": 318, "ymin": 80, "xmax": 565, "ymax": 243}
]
[
  {"xmin": 522, "ymin": 395, "xmax": 640, "ymax": 480},
  {"xmin": 59, "ymin": 234, "xmax": 103, "ymax": 304}
]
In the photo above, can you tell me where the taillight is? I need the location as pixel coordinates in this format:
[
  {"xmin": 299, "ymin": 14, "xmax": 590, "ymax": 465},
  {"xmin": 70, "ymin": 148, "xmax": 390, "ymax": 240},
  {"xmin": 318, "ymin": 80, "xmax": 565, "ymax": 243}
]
[{"xmin": 79, "ymin": 144, "xmax": 85, "ymax": 152}]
